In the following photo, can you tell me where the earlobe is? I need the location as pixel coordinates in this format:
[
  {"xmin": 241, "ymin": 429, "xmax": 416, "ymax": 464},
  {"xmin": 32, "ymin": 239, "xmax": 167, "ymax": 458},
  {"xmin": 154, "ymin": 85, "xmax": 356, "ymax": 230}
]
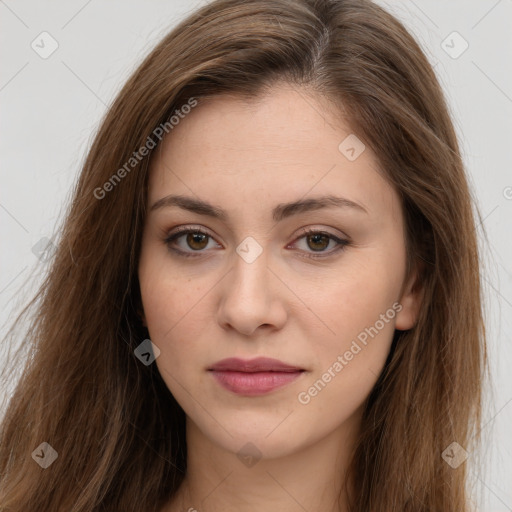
[{"xmin": 395, "ymin": 264, "xmax": 424, "ymax": 331}]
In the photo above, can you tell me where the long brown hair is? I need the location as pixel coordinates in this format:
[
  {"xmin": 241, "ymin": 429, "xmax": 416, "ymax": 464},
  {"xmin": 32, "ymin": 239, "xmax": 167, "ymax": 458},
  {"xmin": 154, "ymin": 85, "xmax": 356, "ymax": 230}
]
[{"xmin": 0, "ymin": 0, "xmax": 488, "ymax": 510}]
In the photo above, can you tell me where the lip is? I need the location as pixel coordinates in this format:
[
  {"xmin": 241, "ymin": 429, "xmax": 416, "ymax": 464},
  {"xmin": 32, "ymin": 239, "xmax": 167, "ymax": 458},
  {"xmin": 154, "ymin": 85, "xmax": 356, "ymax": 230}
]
[
  {"xmin": 208, "ymin": 357, "xmax": 305, "ymax": 396},
  {"xmin": 209, "ymin": 357, "xmax": 303, "ymax": 373}
]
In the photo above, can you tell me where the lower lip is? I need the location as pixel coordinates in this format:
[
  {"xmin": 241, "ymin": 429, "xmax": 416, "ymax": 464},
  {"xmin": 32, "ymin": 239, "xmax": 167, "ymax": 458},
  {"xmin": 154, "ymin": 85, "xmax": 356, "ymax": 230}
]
[{"xmin": 209, "ymin": 370, "xmax": 304, "ymax": 396}]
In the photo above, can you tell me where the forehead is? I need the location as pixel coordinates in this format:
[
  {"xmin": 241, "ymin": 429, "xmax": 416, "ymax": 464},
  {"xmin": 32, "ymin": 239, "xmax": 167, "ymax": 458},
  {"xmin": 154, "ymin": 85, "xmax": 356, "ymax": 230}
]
[
  {"xmin": 154, "ymin": 85, "xmax": 350, "ymax": 158},
  {"xmin": 148, "ymin": 84, "xmax": 400, "ymax": 222}
]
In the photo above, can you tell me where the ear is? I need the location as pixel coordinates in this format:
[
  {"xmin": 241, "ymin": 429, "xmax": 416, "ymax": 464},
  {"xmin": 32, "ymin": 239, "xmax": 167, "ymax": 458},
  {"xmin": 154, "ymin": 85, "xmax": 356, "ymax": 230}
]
[{"xmin": 395, "ymin": 262, "xmax": 424, "ymax": 331}]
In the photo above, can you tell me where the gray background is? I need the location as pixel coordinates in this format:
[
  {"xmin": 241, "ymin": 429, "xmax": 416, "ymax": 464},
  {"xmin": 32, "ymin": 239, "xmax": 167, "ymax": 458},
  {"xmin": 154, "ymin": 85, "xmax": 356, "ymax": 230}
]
[{"xmin": 0, "ymin": 1, "xmax": 510, "ymax": 510}]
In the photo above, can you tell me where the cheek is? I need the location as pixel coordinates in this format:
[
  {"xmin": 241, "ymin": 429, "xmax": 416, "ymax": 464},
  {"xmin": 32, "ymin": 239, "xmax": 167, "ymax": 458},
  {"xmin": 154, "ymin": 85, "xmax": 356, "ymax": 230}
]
[
  {"xmin": 315, "ymin": 261, "xmax": 402, "ymax": 332},
  {"xmin": 139, "ymin": 242, "xmax": 199, "ymax": 336},
  {"xmin": 296, "ymin": 270, "xmax": 400, "ymax": 435},
  {"xmin": 138, "ymin": 255, "xmax": 214, "ymax": 392},
  {"xmin": 303, "ymin": 253, "xmax": 404, "ymax": 378},
  {"xmin": 141, "ymin": 277, "xmax": 205, "ymax": 352},
  {"xmin": 139, "ymin": 276, "xmax": 204, "ymax": 400}
]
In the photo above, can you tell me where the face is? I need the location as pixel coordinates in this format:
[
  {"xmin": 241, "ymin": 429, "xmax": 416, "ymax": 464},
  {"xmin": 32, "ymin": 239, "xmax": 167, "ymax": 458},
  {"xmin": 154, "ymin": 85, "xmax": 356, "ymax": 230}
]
[{"xmin": 138, "ymin": 83, "xmax": 421, "ymax": 459}]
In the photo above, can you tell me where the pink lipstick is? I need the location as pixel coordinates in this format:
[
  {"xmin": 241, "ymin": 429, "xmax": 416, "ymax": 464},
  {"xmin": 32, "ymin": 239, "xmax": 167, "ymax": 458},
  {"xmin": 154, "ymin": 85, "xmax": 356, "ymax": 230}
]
[{"xmin": 208, "ymin": 357, "xmax": 305, "ymax": 396}]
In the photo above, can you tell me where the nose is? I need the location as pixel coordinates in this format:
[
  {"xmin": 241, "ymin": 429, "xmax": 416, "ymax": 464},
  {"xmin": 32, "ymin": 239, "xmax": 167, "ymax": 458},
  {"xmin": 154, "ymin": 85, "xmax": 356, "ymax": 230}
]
[{"xmin": 217, "ymin": 247, "xmax": 287, "ymax": 337}]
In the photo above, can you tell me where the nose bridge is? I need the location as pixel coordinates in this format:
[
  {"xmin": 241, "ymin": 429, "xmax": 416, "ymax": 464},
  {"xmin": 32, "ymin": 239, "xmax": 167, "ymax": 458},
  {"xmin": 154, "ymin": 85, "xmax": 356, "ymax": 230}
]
[
  {"xmin": 218, "ymin": 237, "xmax": 286, "ymax": 335},
  {"xmin": 228, "ymin": 238, "xmax": 272, "ymax": 306}
]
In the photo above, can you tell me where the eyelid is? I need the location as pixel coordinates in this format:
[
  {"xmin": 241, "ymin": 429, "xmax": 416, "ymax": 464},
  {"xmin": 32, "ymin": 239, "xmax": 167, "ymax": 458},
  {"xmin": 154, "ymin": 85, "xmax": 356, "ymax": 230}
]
[
  {"xmin": 293, "ymin": 225, "xmax": 349, "ymax": 242},
  {"xmin": 165, "ymin": 224, "xmax": 349, "ymax": 242},
  {"xmin": 164, "ymin": 224, "xmax": 350, "ymax": 259},
  {"xmin": 287, "ymin": 227, "xmax": 349, "ymax": 259}
]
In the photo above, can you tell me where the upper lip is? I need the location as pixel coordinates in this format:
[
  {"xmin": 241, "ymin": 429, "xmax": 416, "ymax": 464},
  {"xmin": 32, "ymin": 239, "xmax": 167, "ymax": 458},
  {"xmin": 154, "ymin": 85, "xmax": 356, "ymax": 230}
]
[{"xmin": 208, "ymin": 357, "xmax": 304, "ymax": 373}]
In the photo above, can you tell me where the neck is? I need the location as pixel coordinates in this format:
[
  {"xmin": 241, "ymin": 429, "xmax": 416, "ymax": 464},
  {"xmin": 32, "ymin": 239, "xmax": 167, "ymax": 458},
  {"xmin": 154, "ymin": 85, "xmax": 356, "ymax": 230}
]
[{"xmin": 165, "ymin": 407, "xmax": 362, "ymax": 512}]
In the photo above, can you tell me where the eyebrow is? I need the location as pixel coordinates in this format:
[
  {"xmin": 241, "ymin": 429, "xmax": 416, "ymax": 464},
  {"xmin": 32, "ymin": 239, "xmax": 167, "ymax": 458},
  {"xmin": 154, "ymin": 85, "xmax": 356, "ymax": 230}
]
[{"xmin": 149, "ymin": 194, "xmax": 368, "ymax": 222}]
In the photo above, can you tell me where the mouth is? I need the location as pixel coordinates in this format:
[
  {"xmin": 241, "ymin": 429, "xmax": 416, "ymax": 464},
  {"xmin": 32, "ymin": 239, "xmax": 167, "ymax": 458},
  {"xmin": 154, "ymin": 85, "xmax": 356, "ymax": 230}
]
[{"xmin": 208, "ymin": 357, "xmax": 306, "ymax": 396}]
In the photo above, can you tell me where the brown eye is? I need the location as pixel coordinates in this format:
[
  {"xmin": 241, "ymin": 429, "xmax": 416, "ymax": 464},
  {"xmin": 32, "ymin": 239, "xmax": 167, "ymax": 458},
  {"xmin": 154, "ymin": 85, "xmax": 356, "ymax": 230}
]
[
  {"xmin": 165, "ymin": 226, "xmax": 349, "ymax": 260},
  {"xmin": 291, "ymin": 229, "xmax": 349, "ymax": 260},
  {"xmin": 186, "ymin": 232, "xmax": 209, "ymax": 250},
  {"xmin": 306, "ymin": 233, "xmax": 330, "ymax": 252},
  {"xmin": 164, "ymin": 227, "xmax": 220, "ymax": 258}
]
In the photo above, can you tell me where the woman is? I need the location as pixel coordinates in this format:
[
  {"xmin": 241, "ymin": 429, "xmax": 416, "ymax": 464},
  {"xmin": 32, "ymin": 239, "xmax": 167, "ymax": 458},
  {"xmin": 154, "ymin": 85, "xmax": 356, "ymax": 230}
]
[{"xmin": 0, "ymin": 0, "xmax": 488, "ymax": 510}]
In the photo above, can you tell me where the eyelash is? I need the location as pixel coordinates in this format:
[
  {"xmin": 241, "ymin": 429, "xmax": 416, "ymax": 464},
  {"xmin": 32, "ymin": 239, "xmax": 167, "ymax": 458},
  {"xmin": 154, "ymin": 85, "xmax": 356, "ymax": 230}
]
[{"xmin": 163, "ymin": 226, "xmax": 350, "ymax": 260}]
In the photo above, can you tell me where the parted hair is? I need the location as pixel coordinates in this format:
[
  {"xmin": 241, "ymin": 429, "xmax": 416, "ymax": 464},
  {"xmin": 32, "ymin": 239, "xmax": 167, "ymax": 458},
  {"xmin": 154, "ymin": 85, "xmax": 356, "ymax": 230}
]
[{"xmin": 0, "ymin": 1, "xmax": 487, "ymax": 510}]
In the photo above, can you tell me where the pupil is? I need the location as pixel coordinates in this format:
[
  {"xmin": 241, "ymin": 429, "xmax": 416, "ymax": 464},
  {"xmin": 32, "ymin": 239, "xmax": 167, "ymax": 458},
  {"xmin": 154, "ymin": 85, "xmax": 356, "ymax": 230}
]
[
  {"xmin": 308, "ymin": 234, "xmax": 328, "ymax": 251},
  {"xmin": 187, "ymin": 233, "xmax": 208, "ymax": 250}
]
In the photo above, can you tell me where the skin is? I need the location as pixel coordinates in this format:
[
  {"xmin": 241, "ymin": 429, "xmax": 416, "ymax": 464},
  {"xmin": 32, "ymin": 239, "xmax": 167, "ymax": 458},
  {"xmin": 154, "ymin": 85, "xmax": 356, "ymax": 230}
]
[{"xmin": 138, "ymin": 83, "xmax": 422, "ymax": 512}]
